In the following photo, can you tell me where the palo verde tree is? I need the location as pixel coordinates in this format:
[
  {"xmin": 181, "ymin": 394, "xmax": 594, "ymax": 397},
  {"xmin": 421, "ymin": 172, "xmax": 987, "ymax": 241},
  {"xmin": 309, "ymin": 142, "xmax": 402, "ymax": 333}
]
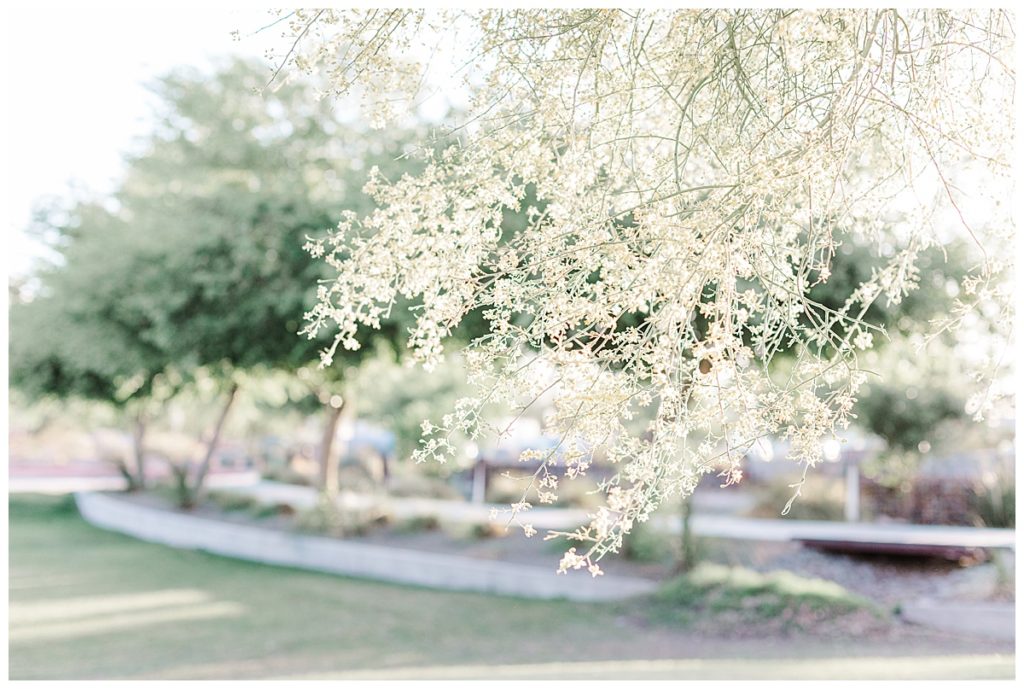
[{"xmin": 278, "ymin": 9, "xmax": 1015, "ymax": 574}]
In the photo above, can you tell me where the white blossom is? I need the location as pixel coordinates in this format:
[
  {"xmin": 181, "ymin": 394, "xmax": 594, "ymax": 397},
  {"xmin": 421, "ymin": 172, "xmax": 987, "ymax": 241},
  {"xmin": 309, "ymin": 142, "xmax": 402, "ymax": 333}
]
[{"xmin": 280, "ymin": 9, "xmax": 1014, "ymax": 569}]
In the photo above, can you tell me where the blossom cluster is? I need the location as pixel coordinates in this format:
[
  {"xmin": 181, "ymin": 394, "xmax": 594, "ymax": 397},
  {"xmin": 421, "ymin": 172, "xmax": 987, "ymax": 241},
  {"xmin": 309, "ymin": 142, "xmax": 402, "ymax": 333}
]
[{"xmin": 280, "ymin": 9, "xmax": 1014, "ymax": 572}]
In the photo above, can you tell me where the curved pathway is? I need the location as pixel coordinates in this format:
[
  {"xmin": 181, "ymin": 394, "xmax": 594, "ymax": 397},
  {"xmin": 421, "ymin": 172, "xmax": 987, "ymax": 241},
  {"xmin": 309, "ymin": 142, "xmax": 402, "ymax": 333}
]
[{"xmin": 74, "ymin": 492, "xmax": 655, "ymax": 602}]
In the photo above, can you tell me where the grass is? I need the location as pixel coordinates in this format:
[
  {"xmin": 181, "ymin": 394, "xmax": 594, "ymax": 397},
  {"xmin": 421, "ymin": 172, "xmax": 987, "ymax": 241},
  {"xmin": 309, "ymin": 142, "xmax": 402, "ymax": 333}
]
[
  {"xmin": 652, "ymin": 562, "xmax": 878, "ymax": 629},
  {"xmin": 7, "ymin": 494, "xmax": 619, "ymax": 680},
  {"xmin": 8, "ymin": 494, "xmax": 1013, "ymax": 680}
]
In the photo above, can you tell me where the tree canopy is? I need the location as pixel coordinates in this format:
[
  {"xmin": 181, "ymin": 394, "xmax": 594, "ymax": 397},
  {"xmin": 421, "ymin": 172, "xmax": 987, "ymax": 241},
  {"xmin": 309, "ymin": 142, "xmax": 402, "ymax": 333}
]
[
  {"xmin": 9, "ymin": 59, "xmax": 441, "ymax": 497},
  {"xmin": 277, "ymin": 9, "xmax": 1015, "ymax": 574}
]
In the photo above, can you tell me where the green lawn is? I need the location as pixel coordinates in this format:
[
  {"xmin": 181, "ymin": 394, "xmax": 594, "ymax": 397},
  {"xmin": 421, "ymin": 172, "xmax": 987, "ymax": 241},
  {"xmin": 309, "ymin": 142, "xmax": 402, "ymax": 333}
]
[{"xmin": 8, "ymin": 495, "xmax": 1014, "ymax": 680}]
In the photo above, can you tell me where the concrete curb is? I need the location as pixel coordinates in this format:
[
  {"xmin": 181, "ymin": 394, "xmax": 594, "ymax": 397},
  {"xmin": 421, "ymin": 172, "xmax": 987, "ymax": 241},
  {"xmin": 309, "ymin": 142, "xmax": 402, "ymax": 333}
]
[{"xmin": 74, "ymin": 492, "xmax": 656, "ymax": 602}]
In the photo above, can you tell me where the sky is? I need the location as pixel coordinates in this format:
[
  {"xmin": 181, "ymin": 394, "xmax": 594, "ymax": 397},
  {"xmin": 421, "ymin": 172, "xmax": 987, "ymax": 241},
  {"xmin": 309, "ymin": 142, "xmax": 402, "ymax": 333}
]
[{"xmin": 4, "ymin": 6, "xmax": 280, "ymax": 277}]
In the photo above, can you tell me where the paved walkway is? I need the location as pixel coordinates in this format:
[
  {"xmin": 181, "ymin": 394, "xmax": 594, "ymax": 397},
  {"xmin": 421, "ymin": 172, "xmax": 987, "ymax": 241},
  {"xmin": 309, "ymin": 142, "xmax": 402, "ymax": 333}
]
[
  {"xmin": 9, "ymin": 471, "xmax": 261, "ymax": 495},
  {"xmin": 75, "ymin": 492, "xmax": 655, "ymax": 602},
  {"xmin": 220, "ymin": 480, "xmax": 1016, "ymax": 550},
  {"xmin": 899, "ymin": 600, "xmax": 1014, "ymax": 641},
  {"xmin": 289, "ymin": 654, "xmax": 1015, "ymax": 680}
]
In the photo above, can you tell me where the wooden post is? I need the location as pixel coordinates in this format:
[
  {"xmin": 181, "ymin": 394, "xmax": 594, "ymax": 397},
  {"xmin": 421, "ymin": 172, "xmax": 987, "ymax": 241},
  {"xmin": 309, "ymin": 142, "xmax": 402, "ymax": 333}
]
[
  {"xmin": 845, "ymin": 461, "xmax": 861, "ymax": 522},
  {"xmin": 471, "ymin": 460, "xmax": 488, "ymax": 504}
]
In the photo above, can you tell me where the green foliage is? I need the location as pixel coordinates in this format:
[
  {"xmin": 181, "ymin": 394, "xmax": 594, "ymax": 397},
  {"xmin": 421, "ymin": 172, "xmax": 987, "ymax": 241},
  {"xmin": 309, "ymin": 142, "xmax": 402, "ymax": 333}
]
[
  {"xmin": 805, "ymin": 242, "xmax": 972, "ymax": 340},
  {"xmin": 12, "ymin": 58, "xmax": 431, "ymax": 418},
  {"xmin": 619, "ymin": 520, "xmax": 674, "ymax": 563},
  {"xmin": 861, "ymin": 449, "xmax": 922, "ymax": 492},
  {"xmin": 261, "ymin": 465, "xmax": 315, "ymax": 487},
  {"xmin": 167, "ymin": 463, "xmax": 197, "ymax": 509},
  {"xmin": 7, "ymin": 493, "xmax": 78, "ymax": 520},
  {"xmin": 784, "ymin": 241, "xmax": 977, "ymax": 468},
  {"xmin": 106, "ymin": 60, "xmax": 418, "ymax": 374},
  {"xmin": 854, "ymin": 332, "xmax": 975, "ymax": 484},
  {"xmin": 971, "ymin": 476, "xmax": 1015, "ymax": 529},
  {"xmin": 295, "ymin": 493, "xmax": 391, "ymax": 537},
  {"xmin": 394, "ymin": 515, "xmax": 442, "ymax": 533},
  {"xmin": 9, "ymin": 275, "xmax": 165, "ymax": 409},
  {"xmin": 207, "ymin": 491, "xmax": 262, "ymax": 513},
  {"xmin": 469, "ymin": 522, "xmax": 507, "ymax": 539},
  {"xmin": 348, "ymin": 346, "xmax": 497, "ymax": 464},
  {"xmin": 856, "ymin": 384, "xmax": 963, "ymax": 454},
  {"xmin": 206, "ymin": 491, "xmax": 292, "ymax": 520},
  {"xmin": 653, "ymin": 563, "xmax": 875, "ymax": 628}
]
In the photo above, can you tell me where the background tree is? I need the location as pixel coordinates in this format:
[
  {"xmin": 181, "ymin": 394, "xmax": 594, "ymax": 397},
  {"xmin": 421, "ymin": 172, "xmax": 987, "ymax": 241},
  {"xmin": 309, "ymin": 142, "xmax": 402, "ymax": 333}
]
[
  {"xmin": 10, "ymin": 201, "xmax": 172, "ymax": 490},
  {"xmin": 12, "ymin": 59, "xmax": 437, "ymax": 504},
  {"xmin": 108, "ymin": 59, "xmax": 439, "ymax": 503}
]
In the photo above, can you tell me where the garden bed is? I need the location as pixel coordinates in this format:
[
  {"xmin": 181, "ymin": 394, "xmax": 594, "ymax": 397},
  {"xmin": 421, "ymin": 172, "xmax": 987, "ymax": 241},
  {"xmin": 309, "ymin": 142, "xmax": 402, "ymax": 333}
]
[
  {"xmin": 75, "ymin": 491, "xmax": 657, "ymax": 602},
  {"xmin": 119, "ymin": 489, "xmax": 1013, "ymax": 608}
]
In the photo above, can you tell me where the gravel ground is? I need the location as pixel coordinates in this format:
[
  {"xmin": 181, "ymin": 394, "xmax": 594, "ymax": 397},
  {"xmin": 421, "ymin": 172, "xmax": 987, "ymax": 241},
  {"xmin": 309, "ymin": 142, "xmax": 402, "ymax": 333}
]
[{"xmin": 705, "ymin": 538, "xmax": 1013, "ymax": 607}]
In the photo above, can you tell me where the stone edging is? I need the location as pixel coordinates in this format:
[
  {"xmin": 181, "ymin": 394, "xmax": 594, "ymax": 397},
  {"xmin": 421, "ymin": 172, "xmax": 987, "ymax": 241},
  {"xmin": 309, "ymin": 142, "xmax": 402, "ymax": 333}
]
[{"xmin": 74, "ymin": 492, "xmax": 656, "ymax": 602}]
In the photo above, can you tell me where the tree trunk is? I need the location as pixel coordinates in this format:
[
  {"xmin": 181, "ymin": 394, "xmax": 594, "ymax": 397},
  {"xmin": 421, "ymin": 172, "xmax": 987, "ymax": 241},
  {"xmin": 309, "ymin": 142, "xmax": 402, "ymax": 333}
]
[
  {"xmin": 318, "ymin": 401, "xmax": 345, "ymax": 499},
  {"xmin": 679, "ymin": 497, "xmax": 698, "ymax": 572},
  {"xmin": 114, "ymin": 459, "xmax": 139, "ymax": 492},
  {"xmin": 191, "ymin": 383, "xmax": 239, "ymax": 501},
  {"xmin": 132, "ymin": 412, "xmax": 147, "ymax": 491}
]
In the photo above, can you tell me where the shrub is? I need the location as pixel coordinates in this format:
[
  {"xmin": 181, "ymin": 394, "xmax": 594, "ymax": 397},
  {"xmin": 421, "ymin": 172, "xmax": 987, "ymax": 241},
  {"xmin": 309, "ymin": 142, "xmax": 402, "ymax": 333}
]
[
  {"xmin": 653, "ymin": 563, "xmax": 876, "ymax": 629},
  {"xmin": 469, "ymin": 522, "xmax": 507, "ymax": 539},
  {"xmin": 167, "ymin": 462, "xmax": 196, "ymax": 509},
  {"xmin": 208, "ymin": 491, "xmax": 260, "ymax": 513},
  {"xmin": 295, "ymin": 493, "xmax": 391, "ymax": 537},
  {"xmin": 261, "ymin": 465, "xmax": 314, "ymax": 487},
  {"xmin": 248, "ymin": 502, "xmax": 295, "ymax": 520},
  {"xmin": 394, "ymin": 515, "xmax": 442, "ymax": 533},
  {"xmin": 619, "ymin": 521, "xmax": 674, "ymax": 563},
  {"xmin": 971, "ymin": 476, "xmax": 1015, "ymax": 528}
]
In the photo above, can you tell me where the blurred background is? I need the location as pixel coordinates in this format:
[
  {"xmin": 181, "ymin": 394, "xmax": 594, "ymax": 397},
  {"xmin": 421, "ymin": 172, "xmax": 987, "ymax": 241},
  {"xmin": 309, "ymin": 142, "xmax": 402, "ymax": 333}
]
[{"xmin": 5, "ymin": 6, "xmax": 1016, "ymax": 681}]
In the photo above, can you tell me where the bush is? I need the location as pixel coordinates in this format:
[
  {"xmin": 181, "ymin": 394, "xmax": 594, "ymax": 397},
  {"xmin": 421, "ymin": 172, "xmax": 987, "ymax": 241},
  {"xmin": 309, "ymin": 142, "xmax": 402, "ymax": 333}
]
[
  {"xmin": 469, "ymin": 522, "xmax": 507, "ymax": 539},
  {"xmin": 249, "ymin": 502, "xmax": 296, "ymax": 520},
  {"xmin": 653, "ymin": 563, "xmax": 876, "ymax": 629},
  {"xmin": 971, "ymin": 476, "xmax": 1015, "ymax": 528},
  {"xmin": 208, "ymin": 491, "xmax": 261, "ymax": 513},
  {"xmin": 394, "ymin": 515, "xmax": 442, "ymax": 533},
  {"xmin": 262, "ymin": 465, "xmax": 314, "ymax": 487},
  {"xmin": 295, "ymin": 493, "xmax": 391, "ymax": 537},
  {"xmin": 619, "ymin": 521, "xmax": 674, "ymax": 563},
  {"xmin": 167, "ymin": 462, "xmax": 196, "ymax": 509}
]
